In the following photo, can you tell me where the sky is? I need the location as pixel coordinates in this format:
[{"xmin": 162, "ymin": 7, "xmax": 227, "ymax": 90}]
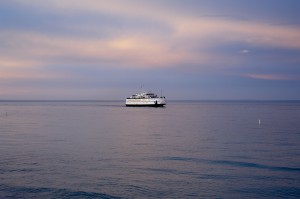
[{"xmin": 1, "ymin": 0, "xmax": 300, "ymax": 100}]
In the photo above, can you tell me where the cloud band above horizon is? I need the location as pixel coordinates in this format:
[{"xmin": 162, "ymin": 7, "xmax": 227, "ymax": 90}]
[{"xmin": 1, "ymin": 0, "xmax": 300, "ymax": 99}]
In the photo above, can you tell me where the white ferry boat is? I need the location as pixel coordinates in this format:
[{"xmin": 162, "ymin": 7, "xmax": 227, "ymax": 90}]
[{"xmin": 126, "ymin": 92, "xmax": 166, "ymax": 107}]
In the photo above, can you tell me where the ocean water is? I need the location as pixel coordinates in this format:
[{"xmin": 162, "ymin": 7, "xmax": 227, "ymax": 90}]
[{"xmin": 0, "ymin": 100, "xmax": 300, "ymax": 198}]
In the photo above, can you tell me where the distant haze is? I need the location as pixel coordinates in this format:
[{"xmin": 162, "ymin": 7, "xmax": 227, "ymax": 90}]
[{"xmin": 1, "ymin": 0, "xmax": 300, "ymax": 100}]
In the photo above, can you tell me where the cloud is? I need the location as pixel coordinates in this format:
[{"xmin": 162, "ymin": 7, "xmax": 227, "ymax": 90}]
[
  {"xmin": 2, "ymin": 0, "xmax": 300, "ymax": 70},
  {"xmin": 243, "ymin": 73, "xmax": 300, "ymax": 81},
  {"xmin": 0, "ymin": 57, "xmax": 38, "ymax": 68},
  {"xmin": 1, "ymin": 30, "xmax": 216, "ymax": 69},
  {"xmin": 239, "ymin": 49, "xmax": 250, "ymax": 54}
]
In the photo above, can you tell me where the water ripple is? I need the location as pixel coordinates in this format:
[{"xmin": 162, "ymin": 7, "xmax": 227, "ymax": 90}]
[
  {"xmin": 0, "ymin": 184, "xmax": 122, "ymax": 199},
  {"xmin": 163, "ymin": 157, "xmax": 300, "ymax": 172}
]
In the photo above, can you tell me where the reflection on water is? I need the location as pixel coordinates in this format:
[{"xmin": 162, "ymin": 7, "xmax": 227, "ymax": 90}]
[{"xmin": 0, "ymin": 101, "xmax": 300, "ymax": 198}]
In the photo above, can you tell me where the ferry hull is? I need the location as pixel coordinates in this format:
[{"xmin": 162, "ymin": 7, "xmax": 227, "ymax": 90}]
[{"xmin": 125, "ymin": 98, "xmax": 166, "ymax": 107}]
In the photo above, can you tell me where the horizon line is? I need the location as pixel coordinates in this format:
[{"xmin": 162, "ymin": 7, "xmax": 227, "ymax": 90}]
[{"xmin": 1, "ymin": 99, "xmax": 300, "ymax": 102}]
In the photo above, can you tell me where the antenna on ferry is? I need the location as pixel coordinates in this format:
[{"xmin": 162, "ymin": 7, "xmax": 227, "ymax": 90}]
[{"xmin": 141, "ymin": 84, "xmax": 145, "ymax": 93}]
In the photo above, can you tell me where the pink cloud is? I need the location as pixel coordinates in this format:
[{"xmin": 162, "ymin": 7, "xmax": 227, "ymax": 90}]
[
  {"xmin": 2, "ymin": 1, "xmax": 300, "ymax": 74},
  {"xmin": 243, "ymin": 73, "xmax": 300, "ymax": 81}
]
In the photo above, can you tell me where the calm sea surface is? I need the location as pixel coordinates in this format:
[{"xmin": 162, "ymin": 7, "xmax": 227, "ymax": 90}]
[{"xmin": 0, "ymin": 101, "xmax": 300, "ymax": 198}]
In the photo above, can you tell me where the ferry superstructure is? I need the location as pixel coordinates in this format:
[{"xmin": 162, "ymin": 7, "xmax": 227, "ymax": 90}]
[{"xmin": 126, "ymin": 92, "xmax": 166, "ymax": 107}]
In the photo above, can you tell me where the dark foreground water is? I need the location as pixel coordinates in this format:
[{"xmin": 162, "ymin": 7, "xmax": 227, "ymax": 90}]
[{"xmin": 0, "ymin": 100, "xmax": 300, "ymax": 198}]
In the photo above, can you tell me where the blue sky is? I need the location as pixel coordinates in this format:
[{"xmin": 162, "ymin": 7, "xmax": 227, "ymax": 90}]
[{"xmin": 1, "ymin": 0, "xmax": 300, "ymax": 100}]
